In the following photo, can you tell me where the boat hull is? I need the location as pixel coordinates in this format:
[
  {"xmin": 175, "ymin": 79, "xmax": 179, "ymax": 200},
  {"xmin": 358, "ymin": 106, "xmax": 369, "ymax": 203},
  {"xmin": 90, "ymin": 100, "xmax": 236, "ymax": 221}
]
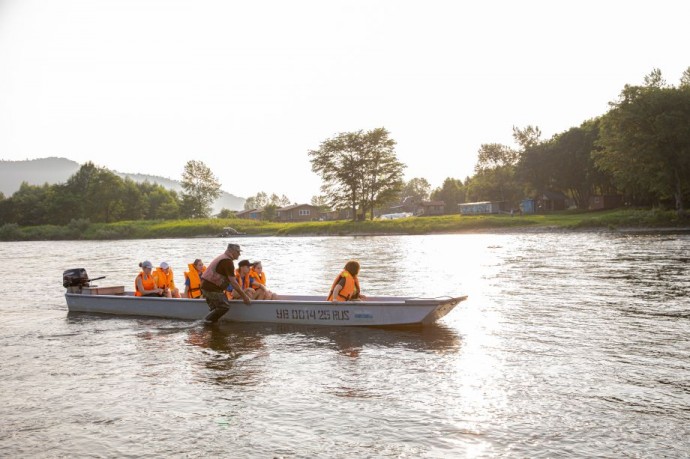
[{"xmin": 65, "ymin": 292, "xmax": 467, "ymax": 326}]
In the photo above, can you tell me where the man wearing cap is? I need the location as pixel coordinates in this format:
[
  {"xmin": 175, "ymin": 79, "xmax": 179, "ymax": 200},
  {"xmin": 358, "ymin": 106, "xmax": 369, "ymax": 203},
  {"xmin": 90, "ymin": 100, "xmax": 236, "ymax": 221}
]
[
  {"xmin": 226, "ymin": 259, "xmax": 258, "ymax": 300},
  {"xmin": 200, "ymin": 243, "xmax": 251, "ymax": 323},
  {"xmin": 154, "ymin": 262, "xmax": 181, "ymax": 298}
]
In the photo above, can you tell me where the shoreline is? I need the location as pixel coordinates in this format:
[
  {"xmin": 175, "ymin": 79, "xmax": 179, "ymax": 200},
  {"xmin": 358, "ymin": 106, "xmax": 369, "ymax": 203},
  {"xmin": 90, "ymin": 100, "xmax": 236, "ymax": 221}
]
[
  {"xmin": 212, "ymin": 225, "xmax": 690, "ymax": 238},
  {"xmin": 2, "ymin": 209, "xmax": 688, "ymax": 241}
]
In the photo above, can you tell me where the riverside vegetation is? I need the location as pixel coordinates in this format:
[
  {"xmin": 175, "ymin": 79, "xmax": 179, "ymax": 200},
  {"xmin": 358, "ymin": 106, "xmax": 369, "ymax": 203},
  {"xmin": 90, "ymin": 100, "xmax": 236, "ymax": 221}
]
[{"xmin": 0, "ymin": 209, "xmax": 687, "ymax": 241}]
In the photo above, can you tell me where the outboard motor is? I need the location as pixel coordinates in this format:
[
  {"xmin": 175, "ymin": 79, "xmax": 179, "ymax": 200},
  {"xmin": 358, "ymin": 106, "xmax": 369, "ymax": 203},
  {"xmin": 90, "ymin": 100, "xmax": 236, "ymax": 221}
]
[
  {"xmin": 63, "ymin": 268, "xmax": 107, "ymax": 293},
  {"xmin": 63, "ymin": 268, "xmax": 90, "ymax": 289}
]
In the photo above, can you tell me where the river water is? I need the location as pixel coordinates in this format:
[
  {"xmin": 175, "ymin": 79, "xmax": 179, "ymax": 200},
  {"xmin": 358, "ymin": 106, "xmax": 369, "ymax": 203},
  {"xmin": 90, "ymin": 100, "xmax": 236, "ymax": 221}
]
[{"xmin": 1, "ymin": 232, "xmax": 689, "ymax": 458}]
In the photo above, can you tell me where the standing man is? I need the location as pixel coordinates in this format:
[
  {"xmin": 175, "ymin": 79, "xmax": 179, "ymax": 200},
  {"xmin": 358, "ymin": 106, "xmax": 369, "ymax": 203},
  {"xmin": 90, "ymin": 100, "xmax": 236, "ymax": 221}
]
[{"xmin": 200, "ymin": 243, "xmax": 251, "ymax": 323}]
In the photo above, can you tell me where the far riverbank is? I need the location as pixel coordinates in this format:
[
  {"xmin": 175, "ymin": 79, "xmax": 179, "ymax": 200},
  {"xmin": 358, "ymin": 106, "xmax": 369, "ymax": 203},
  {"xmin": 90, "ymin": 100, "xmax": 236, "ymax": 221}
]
[{"xmin": 0, "ymin": 208, "xmax": 688, "ymax": 241}]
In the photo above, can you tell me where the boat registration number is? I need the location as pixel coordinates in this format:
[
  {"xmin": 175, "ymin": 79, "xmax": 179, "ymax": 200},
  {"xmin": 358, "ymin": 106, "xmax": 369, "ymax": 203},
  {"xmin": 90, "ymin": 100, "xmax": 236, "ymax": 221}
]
[{"xmin": 276, "ymin": 308, "xmax": 350, "ymax": 321}]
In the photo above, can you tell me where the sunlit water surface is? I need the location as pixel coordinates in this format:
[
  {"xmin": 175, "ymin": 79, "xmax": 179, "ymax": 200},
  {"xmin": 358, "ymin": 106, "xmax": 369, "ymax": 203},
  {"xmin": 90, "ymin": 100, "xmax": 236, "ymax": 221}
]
[{"xmin": 1, "ymin": 233, "xmax": 689, "ymax": 457}]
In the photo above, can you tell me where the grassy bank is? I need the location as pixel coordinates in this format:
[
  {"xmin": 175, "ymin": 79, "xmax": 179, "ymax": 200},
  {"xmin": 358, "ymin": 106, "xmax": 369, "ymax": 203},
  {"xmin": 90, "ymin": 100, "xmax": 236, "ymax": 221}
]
[{"xmin": 0, "ymin": 208, "xmax": 688, "ymax": 241}]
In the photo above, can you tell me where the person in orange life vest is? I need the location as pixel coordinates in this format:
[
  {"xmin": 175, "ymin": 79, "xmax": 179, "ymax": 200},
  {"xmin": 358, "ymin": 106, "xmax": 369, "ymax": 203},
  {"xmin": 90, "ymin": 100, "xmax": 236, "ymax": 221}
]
[
  {"xmin": 225, "ymin": 259, "xmax": 259, "ymax": 300},
  {"xmin": 154, "ymin": 261, "xmax": 181, "ymax": 298},
  {"xmin": 184, "ymin": 259, "xmax": 205, "ymax": 299},
  {"xmin": 249, "ymin": 261, "xmax": 277, "ymax": 300},
  {"xmin": 200, "ymin": 243, "xmax": 251, "ymax": 323},
  {"xmin": 327, "ymin": 260, "xmax": 366, "ymax": 302},
  {"xmin": 135, "ymin": 260, "xmax": 164, "ymax": 297}
]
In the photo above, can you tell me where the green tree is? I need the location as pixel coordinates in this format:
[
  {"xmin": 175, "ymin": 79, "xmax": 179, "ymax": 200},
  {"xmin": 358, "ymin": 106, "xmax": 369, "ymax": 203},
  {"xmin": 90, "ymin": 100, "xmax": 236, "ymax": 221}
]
[
  {"xmin": 681, "ymin": 66, "xmax": 690, "ymax": 88},
  {"xmin": 89, "ymin": 170, "xmax": 126, "ymax": 222},
  {"xmin": 217, "ymin": 208, "xmax": 236, "ymax": 218},
  {"xmin": 147, "ymin": 186, "xmax": 180, "ymax": 220},
  {"xmin": 399, "ymin": 178, "xmax": 431, "ymax": 205},
  {"xmin": 311, "ymin": 194, "xmax": 330, "ymax": 212},
  {"xmin": 643, "ymin": 67, "xmax": 667, "ymax": 88},
  {"xmin": 476, "ymin": 143, "xmax": 519, "ymax": 169},
  {"xmin": 244, "ymin": 191, "xmax": 267, "ymax": 210},
  {"xmin": 597, "ymin": 70, "xmax": 690, "ymax": 213},
  {"xmin": 120, "ymin": 179, "xmax": 148, "ymax": 220},
  {"xmin": 277, "ymin": 194, "xmax": 292, "ymax": 207},
  {"xmin": 180, "ymin": 160, "xmax": 221, "ymax": 218},
  {"xmin": 468, "ymin": 143, "xmax": 522, "ymax": 206},
  {"xmin": 64, "ymin": 162, "xmax": 99, "ymax": 219},
  {"xmin": 548, "ymin": 120, "xmax": 615, "ymax": 209},
  {"xmin": 9, "ymin": 182, "xmax": 51, "ymax": 225},
  {"xmin": 512, "ymin": 125, "xmax": 542, "ymax": 150},
  {"xmin": 244, "ymin": 192, "xmax": 291, "ymax": 211},
  {"xmin": 430, "ymin": 177, "xmax": 466, "ymax": 213},
  {"xmin": 61, "ymin": 162, "xmax": 127, "ymax": 222},
  {"xmin": 262, "ymin": 203, "xmax": 278, "ymax": 221},
  {"xmin": 0, "ymin": 192, "xmax": 11, "ymax": 224},
  {"xmin": 309, "ymin": 128, "xmax": 405, "ymax": 220},
  {"xmin": 465, "ymin": 167, "xmax": 521, "ymax": 205},
  {"xmin": 310, "ymin": 131, "xmax": 364, "ymax": 219},
  {"xmin": 517, "ymin": 120, "xmax": 615, "ymax": 209},
  {"xmin": 515, "ymin": 141, "xmax": 553, "ymax": 197}
]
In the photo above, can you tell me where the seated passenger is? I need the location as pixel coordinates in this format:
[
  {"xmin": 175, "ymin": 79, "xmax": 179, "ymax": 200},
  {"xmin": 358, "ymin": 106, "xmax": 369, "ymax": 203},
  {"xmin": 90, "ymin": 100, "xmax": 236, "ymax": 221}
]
[
  {"xmin": 135, "ymin": 260, "xmax": 164, "ymax": 297},
  {"xmin": 327, "ymin": 260, "xmax": 366, "ymax": 302},
  {"xmin": 154, "ymin": 262, "xmax": 181, "ymax": 298},
  {"xmin": 249, "ymin": 261, "xmax": 277, "ymax": 300},
  {"xmin": 184, "ymin": 259, "xmax": 205, "ymax": 299},
  {"xmin": 225, "ymin": 259, "xmax": 258, "ymax": 300}
]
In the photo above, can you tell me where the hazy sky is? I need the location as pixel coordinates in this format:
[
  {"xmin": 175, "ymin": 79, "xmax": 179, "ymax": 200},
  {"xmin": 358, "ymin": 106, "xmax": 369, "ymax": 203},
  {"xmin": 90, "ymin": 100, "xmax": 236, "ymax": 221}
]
[{"xmin": 0, "ymin": 0, "xmax": 687, "ymax": 203}]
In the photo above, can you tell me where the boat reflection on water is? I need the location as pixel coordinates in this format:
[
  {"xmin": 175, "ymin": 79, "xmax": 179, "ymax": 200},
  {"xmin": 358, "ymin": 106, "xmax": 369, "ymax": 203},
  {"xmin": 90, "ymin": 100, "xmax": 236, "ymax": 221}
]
[
  {"xmin": 184, "ymin": 324, "xmax": 268, "ymax": 387},
  {"xmin": 66, "ymin": 311, "xmax": 462, "ymax": 359},
  {"xmin": 65, "ymin": 312, "xmax": 462, "ymax": 388},
  {"xmin": 187, "ymin": 322, "xmax": 463, "ymax": 359}
]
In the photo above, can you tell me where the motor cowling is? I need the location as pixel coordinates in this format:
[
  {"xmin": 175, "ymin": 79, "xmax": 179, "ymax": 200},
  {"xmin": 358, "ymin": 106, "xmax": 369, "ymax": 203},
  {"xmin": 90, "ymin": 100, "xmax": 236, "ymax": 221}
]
[{"xmin": 63, "ymin": 268, "xmax": 90, "ymax": 288}]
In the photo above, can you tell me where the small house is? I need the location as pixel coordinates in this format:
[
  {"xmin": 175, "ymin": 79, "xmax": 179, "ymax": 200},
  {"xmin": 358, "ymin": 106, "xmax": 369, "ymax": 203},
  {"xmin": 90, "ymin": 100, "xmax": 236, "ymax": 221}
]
[
  {"xmin": 236, "ymin": 208, "xmax": 263, "ymax": 220},
  {"xmin": 538, "ymin": 190, "xmax": 568, "ymax": 211},
  {"xmin": 276, "ymin": 204, "xmax": 320, "ymax": 222},
  {"xmin": 416, "ymin": 201, "xmax": 445, "ymax": 216},
  {"xmin": 589, "ymin": 195, "xmax": 623, "ymax": 211},
  {"xmin": 459, "ymin": 201, "xmax": 505, "ymax": 215},
  {"xmin": 520, "ymin": 199, "xmax": 536, "ymax": 214}
]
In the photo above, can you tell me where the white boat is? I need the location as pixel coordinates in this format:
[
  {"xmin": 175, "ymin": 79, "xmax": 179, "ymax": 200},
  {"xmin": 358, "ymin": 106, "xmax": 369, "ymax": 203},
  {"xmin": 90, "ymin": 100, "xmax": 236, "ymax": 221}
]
[
  {"xmin": 65, "ymin": 289, "xmax": 467, "ymax": 327},
  {"xmin": 63, "ymin": 268, "xmax": 467, "ymax": 326}
]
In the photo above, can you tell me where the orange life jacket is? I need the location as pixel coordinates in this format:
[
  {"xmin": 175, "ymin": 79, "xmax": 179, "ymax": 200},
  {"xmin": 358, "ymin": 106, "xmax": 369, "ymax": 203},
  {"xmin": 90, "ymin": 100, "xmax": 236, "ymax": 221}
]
[
  {"xmin": 184, "ymin": 264, "xmax": 205, "ymax": 298},
  {"xmin": 249, "ymin": 268, "xmax": 266, "ymax": 286},
  {"xmin": 236, "ymin": 269, "xmax": 253, "ymax": 289},
  {"xmin": 224, "ymin": 269, "xmax": 252, "ymax": 299},
  {"xmin": 154, "ymin": 267, "xmax": 176, "ymax": 290},
  {"xmin": 327, "ymin": 270, "xmax": 360, "ymax": 301},
  {"xmin": 135, "ymin": 271, "xmax": 157, "ymax": 297}
]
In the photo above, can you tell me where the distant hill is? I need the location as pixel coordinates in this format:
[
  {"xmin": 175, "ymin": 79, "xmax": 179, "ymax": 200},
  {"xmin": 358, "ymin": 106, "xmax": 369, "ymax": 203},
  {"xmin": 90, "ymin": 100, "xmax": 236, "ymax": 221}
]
[{"xmin": 0, "ymin": 157, "xmax": 245, "ymax": 212}]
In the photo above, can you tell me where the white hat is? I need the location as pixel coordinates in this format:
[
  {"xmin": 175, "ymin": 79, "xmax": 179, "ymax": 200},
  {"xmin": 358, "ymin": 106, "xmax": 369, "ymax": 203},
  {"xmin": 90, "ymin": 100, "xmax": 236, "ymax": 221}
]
[{"xmin": 160, "ymin": 262, "xmax": 169, "ymax": 269}]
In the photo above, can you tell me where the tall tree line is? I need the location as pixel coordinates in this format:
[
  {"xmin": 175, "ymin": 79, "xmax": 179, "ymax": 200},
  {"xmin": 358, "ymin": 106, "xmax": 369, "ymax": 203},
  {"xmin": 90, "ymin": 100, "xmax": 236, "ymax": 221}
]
[
  {"xmin": 428, "ymin": 67, "xmax": 690, "ymax": 214},
  {"xmin": 0, "ymin": 160, "xmax": 222, "ymax": 226}
]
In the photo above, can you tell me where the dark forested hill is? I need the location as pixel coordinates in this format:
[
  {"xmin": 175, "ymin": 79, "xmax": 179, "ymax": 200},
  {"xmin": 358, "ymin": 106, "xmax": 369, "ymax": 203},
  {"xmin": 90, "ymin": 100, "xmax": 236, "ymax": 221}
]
[{"xmin": 0, "ymin": 157, "xmax": 245, "ymax": 212}]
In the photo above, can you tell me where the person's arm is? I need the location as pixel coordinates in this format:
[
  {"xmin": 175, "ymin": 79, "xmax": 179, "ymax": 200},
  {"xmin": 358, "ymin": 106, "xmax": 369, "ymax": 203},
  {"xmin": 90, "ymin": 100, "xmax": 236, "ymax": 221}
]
[
  {"xmin": 331, "ymin": 281, "xmax": 344, "ymax": 302},
  {"xmin": 331, "ymin": 284, "xmax": 342, "ymax": 300},
  {"xmin": 137, "ymin": 276, "xmax": 162, "ymax": 296},
  {"xmin": 153, "ymin": 272, "xmax": 168, "ymax": 294},
  {"xmin": 251, "ymin": 277, "xmax": 266, "ymax": 291},
  {"xmin": 355, "ymin": 278, "xmax": 365, "ymax": 301},
  {"xmin": 227, "ymin": 277, "xmax": 251, "ymax": 304},
  {"xmin": 183, "ymin": 277, "xmax": 190, "ymax": 298}
]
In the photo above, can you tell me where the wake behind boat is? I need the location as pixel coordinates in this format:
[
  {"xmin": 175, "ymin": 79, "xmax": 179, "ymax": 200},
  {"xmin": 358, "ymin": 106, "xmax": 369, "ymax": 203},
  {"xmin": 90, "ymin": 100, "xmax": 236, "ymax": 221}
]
[{"xmin": 63, "ymin": 269, "xmax": 467, "ymax": 327}]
